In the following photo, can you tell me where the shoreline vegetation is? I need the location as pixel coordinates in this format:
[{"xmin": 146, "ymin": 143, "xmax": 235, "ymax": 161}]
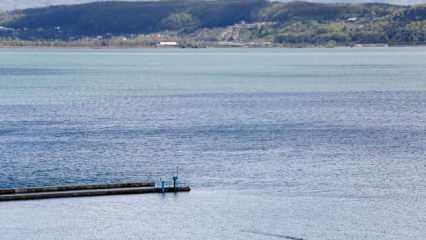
[
  {"xmin": 1, "ymin": 40, "xmax": 425, "ymax": 49},
  {"xmin": 1, "ymin": 0, "xmax": 425, "ymax": 48}
]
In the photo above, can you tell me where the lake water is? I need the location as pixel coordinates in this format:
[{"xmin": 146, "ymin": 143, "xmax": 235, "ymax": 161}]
[{"xmin": 0, "ymin": 47, "xmax": 425, "ymax": 240}]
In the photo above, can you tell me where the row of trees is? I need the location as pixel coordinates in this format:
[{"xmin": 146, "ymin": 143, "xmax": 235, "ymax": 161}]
[{"xmin": 271, "ymin": 20, "xmax": 426, "ymax": 45}]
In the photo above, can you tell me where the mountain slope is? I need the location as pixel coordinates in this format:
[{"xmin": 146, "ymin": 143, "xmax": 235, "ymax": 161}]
[
  {"xmin": 1, "ymin": 0, "xmax": 267, "ymax": 37},
  {"xmin": 0, "ymin": 1, "xmax": 425, "ymax": 46}
]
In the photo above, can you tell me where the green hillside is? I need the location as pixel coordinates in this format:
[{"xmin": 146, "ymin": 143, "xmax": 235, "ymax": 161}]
[
  {"xmin": 0, "ymin": 0, "xmax": 425, "ymax": 46},
  {"xmin": 0, "ymin": 0, "xmax": 267, "ymax": 38}
]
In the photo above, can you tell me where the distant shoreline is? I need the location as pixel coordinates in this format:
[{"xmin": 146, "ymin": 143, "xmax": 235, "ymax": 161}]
[
  {"xmin": 0, "ymin": 45, "xmax": 426, "ymax": 50},
  {"xmin": 1, "ymin": 44, "xmax": 425, "ymax": 50}
]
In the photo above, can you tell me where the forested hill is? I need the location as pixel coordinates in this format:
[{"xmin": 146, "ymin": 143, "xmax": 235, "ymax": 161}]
[
  {"xmin": 1, "ymin": 0, "xmax": 268, "ymax": 36},
  {"xmin": 0, "ymin": 0, "xmax": 425, "ymax": 46}
]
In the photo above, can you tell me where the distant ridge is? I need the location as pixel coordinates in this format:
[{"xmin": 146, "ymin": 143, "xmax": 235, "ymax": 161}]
[
  {"xmin": 1, "ymin": 0, "xmax": 426, "ymax": 10},
  {"xmin": 0, "ymin": 0, "xmax": 141, "ymax": 11},
  {"xmin": 1, "ymin": 0, "xmax": 425, "ymax": 47}
]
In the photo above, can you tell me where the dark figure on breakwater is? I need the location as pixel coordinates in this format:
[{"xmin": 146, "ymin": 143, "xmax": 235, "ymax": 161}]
[
  {"xmin": 173, "ymin": 176, "xmax": 178, "ymax": 192},
  {"xmin": 173, "ymin": 166, "xmax": 179, "ymax": 192}
]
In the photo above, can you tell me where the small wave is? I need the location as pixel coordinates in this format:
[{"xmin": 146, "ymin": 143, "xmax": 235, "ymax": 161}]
[{"xmin": 241, "ymin": 230, "xmax": 304, "ymax": 240}]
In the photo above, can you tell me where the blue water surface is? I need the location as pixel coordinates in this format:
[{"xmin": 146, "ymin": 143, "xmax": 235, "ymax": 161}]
[{"xmin": 0, "ymin": 47, "xmax": 425, "ymax": 240}]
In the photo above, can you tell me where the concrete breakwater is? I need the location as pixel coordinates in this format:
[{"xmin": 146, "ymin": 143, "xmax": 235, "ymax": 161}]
[
  {"xmin": 0, "ymin": 182, "xmax": 190, "ymax": 201},
  {"xmin": 0, "ymin": 182, "xmax": 155, "ymax": 195}
]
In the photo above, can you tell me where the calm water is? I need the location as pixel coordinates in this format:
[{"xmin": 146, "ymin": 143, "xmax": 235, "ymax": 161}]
[{"xmin": 0, "ymin": 47, "xmax": 425, "ymax": 240}]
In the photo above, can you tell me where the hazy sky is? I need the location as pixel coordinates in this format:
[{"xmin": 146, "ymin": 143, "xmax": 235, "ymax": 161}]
[{"xmin": 0, "ymin": 0, "xmax": 424, "ymax": 11}]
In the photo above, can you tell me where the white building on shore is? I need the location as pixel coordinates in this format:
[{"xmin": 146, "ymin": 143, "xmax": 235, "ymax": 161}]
[{"xmin": 157, "ymin": 41, "xmax": 178, "ymax": 47}]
